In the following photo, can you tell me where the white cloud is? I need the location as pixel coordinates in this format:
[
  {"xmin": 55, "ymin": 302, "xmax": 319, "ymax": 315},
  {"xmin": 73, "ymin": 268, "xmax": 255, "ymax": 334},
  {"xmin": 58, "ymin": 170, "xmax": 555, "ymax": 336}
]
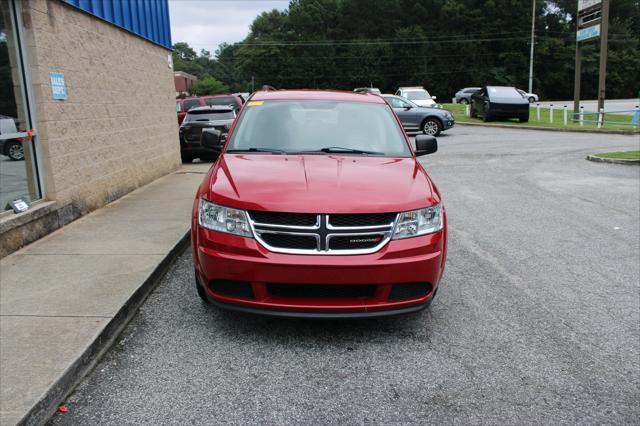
[{"xmin": 169, "ymin": 0, "xmax": 288, "ymax": 55}]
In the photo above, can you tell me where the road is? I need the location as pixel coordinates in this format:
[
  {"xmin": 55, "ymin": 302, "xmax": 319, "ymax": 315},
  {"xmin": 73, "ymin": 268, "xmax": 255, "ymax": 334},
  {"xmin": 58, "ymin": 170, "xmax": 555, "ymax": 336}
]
[
  {"xmin": 537, "ymin": 98, "xmax": 639, "ymax": 114},
  {"xmin": 50, "ymin": 127, "xmax": 639, "ymax": 425}
]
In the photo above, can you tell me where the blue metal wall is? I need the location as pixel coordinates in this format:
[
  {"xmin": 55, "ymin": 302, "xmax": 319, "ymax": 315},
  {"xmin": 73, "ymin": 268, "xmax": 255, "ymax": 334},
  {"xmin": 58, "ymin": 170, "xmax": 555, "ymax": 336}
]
[{"xmin": 63, "ymin": 0, "xmax": 172, "ymax": 49}]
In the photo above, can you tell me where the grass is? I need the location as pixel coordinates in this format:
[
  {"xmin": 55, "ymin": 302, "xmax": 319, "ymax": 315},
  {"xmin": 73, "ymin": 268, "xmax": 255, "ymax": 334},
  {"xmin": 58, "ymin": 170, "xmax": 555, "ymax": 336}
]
[
  {"xmin": 592, "ymin": 151, "xmax": 640, "ymax": 160},
  {"xmin": 442, "ymin": 103, "xmax": 639, "ymax": 132}
]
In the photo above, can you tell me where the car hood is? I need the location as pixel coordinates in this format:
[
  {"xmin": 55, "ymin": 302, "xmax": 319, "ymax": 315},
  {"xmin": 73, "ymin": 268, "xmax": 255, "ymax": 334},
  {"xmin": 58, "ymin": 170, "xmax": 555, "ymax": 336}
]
[
  {"xmin": 206, "ymin": 154, "xmax": 437, "ymax": 213},
  {"xmin": 411, "ymin": 106, "xmax": 449, "ymax": 116},
  {"xmin": 412, "ymin": 99, "xmax": 436, "ymax": 107}
]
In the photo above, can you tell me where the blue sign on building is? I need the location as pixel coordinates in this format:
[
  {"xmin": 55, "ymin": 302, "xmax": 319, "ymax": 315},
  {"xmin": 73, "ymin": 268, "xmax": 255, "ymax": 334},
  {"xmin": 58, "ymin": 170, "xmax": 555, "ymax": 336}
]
[{"xmin": 49, "ymin": 72, "xmax": 67, "ymax": 100}]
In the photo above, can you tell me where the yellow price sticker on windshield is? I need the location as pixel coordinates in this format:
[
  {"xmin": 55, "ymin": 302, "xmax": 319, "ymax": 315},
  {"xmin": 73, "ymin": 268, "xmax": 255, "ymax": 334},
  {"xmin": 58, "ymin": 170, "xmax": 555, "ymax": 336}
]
[{"xmin": 247, "ymin": 101, "xmax": 264, "ymax": 106}]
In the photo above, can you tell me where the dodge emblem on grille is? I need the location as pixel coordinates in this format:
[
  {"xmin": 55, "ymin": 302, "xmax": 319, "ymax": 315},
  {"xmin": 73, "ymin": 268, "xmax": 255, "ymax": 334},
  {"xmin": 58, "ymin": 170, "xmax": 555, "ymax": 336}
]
[{"xmin": 349, "ymin": 237, "xmax": 382, "ymax": 244}]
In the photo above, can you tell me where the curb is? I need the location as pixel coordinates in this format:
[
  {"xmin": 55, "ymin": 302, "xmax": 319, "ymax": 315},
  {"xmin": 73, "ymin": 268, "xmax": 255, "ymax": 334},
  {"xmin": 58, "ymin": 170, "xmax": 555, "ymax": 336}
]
[
  {"xmin": 19, "ymin": 231, "xmax": 191, "ymax": 426},
  {"xmin": 456, "ymin": 121, "xmax": 639, "ymax": 135},
  {"xmin": 586, "ymin": 155, "xmax": 640, "ymax": 165}
]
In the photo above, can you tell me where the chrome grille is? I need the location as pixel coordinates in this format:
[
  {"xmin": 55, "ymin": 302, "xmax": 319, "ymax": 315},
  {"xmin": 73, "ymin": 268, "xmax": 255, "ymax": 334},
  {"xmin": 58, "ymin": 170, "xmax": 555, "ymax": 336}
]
[{"xmin": 247, "ymin": 212, "xmax": 397, "ymax": 255}]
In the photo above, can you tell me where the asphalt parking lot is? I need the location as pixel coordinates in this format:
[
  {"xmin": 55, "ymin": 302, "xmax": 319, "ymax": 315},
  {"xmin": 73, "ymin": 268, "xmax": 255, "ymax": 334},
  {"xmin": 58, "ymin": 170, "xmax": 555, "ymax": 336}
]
[{"xmin": 50, "ymin": 126, "xmax": 639, "ymax": 424}]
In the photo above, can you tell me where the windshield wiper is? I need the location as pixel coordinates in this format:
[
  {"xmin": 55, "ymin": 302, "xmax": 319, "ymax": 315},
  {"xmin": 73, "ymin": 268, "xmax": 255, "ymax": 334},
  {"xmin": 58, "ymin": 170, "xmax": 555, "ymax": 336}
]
[
  {"xmin": 302, "ymin": 147, "xmax": 385, "ymax": 155},
  {"xmin": 226, "ymin": 147, "xmax": 287, "ymax": 154}
]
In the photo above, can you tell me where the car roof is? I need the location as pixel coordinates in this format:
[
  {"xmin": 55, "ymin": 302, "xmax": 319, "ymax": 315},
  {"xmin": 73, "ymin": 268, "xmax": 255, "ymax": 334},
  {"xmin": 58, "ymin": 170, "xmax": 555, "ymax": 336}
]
[
  {"xmin": 399, "ymin": 87, "xmax": 426, "ymax": 90},
  {"xmin": 187, "ymin": 105, "xmax": 234, "ymax": 112},
  {"xmin": 202, "ymin": 94, "xmax": 238, "ymax": 98},
  {"xmin": 251, "ymin": 90, "xmax": 386, "ymax": 104}
]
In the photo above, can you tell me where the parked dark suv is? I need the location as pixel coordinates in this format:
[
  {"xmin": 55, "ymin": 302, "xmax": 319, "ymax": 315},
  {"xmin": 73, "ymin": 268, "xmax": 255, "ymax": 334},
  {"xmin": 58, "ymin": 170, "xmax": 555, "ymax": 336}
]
[{"xmin": 179, "ymin": 106, "xmax": 236, "ymax": 163}]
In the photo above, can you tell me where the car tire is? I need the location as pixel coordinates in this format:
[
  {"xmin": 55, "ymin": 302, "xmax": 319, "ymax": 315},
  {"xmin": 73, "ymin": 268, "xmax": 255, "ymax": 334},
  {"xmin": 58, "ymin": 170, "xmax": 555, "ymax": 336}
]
[
  {"xmin": 422, "ymin": 118, "xmax": 442, "ymax": 136},
  {"xmin": 470, "ymin": 103, "xmax": 477, "ymax": 118},
  {"xmin": 528, "ymin": 97, "xmax": 535, "ymax": 103},
  {"xmin": 459, "ymin": 98, "xmax": 468, "ymax": 105},
  {"xmin": 482, "ymin": 112, "xmax": 491, "ymax": 122},
  {"xmin": 5, "ymin": 140, "xmax": 24, "ymax": 161},
  {"xmin": 181, "ymin": 152, "xmax": 193, "ymax": 163},
  {"xmin": 519, "ymin": 115, "xmax": 529, "ymax": 123},
  {"xmin": 195, "ymin": 272, "xmax": 211, "ymax": 304}
]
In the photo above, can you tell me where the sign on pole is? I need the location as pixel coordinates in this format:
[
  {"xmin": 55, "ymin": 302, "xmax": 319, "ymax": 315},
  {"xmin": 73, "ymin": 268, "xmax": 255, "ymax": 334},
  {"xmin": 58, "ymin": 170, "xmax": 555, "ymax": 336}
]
[
  {"xmin": 577, "ymin": 24, "xmax": 600, "ymax": 42},
  {"xmin": 578, "ymin": 0, "xmax": 601, "ymax": 11}
]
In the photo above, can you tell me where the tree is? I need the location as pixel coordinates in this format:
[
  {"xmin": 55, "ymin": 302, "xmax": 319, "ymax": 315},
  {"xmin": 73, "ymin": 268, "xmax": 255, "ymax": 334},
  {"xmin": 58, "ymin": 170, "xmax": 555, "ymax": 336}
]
[{"xmin": 192, "ymin": 75, "xmax": 229, "ymax": 96}]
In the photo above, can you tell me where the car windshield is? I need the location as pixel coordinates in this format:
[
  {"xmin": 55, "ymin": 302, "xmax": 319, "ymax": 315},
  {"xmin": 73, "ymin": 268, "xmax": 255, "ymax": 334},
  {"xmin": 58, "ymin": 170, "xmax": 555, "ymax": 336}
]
[
  {"xmin": 405, "ymin": 90, "xmax": 431, "ymax": 100},
  {"xmin": 488, "ymin": 87, "xmax": 522, "ymax": 98},
  {"xmin": 227, "ymin": 100, "xmax": 410, "ymax": 156},
  {"xmin": 185, "ymin": 110, "xmax": 235, "ymax": 122}
]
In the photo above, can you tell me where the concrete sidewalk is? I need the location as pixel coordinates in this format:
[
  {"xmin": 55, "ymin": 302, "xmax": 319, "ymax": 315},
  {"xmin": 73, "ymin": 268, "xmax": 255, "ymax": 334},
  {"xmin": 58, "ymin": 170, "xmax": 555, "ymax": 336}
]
[{"xmin": 0, "ymin": 163, "xmax": 209, "ymax": 425}]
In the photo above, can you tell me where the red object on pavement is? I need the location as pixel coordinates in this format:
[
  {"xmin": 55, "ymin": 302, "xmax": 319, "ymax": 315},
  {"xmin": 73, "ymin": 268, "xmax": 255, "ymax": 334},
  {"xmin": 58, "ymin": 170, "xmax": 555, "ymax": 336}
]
[
  {"xmin": 58, "ymin": 405, "xmax": 68, "ymax": 413},
  {"xmin": 191, "ymin": 90, "xmax": 447, "ymax": 318}
]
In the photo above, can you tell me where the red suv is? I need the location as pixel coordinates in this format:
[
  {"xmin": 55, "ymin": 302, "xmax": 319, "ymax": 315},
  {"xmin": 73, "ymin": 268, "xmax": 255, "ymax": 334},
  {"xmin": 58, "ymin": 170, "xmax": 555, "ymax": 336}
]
[{"xmin": 191, "ymin": 90, "xmax": 447, "ymax": 318}]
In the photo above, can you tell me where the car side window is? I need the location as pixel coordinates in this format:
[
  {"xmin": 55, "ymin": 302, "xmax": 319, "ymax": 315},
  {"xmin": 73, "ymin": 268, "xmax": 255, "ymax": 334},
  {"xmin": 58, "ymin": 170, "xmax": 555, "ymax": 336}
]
[
  {"xmin": 176, "ymin": 102, "xmax": 182, "ymax": 113},
  {"xmin": 398, "ymin": 99, "xmax": 412, "ymax": 108},
  {"xmin": 386, "ymin": 98, "xmax": 403, "ymax": 108}
]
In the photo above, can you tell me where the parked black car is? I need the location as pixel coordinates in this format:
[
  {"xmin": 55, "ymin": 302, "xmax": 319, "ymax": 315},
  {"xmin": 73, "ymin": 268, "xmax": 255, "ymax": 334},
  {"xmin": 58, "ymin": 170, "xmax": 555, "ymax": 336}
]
[
  {"xmin": 470, "ymin": 86, "xmax": 530, "ymax": 122},
  {"xmin": 179, "ymin": 106, "xmax": 236, "ymax": 163},
  {"xmin": 382, "ymin": 94, "xmax": 454, "ymax": 136}
]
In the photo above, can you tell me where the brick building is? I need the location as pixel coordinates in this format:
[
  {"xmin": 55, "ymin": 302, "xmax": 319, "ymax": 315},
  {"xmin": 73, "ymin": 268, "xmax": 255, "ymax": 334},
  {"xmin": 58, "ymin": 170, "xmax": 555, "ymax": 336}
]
[
  {"xmin": 174, "ymin": 70, "xmax": 197, "ymax": 97},
  {"xmin": 0, "ymin": 0, "xmax": 180, "ymax": 257}
]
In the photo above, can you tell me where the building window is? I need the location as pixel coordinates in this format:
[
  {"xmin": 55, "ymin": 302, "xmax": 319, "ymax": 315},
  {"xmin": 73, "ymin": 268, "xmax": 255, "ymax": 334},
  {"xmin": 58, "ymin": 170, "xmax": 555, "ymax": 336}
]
[{"xmin": 0, "ymin": 0, "xmax": 42, "ymax": 211}]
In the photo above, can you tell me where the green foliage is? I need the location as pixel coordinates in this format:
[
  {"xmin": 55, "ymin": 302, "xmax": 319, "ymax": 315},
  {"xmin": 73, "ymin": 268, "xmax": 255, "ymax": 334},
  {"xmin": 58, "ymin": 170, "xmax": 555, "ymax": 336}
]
[
  {"xmin": 173, "ymin": 0, "xmax": 640, "ymax": 100},
  {"xmin": 192, "ymin": 75, "xmax": 229, "ymax": 96}
]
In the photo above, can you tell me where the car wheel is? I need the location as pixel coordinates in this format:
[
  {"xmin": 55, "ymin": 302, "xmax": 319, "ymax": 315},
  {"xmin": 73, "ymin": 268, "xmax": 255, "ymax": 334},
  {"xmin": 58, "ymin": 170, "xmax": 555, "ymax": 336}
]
[
  {"xmin": 5, "ymin": 140, "xmax": 24, "ymax": 161},
  {"xmin": 422, "ymin": 118, "xmax": 442, "ymax": 136},
  {"xmin": 528, "ymin": 97, "xmax": 535, "ymax": 103},
  {"xmin": 470, "ymin": 102, "xmax": 477, "ymax": 118},
  {"xmin": 195, "ymin": 272, "xmax": 211, "ymax": 304},
  {"xmin": 459, "ymin": 98, "xmax": 468, "ymax": 105},
  {"xmin": 482, "ymin": 111, "xmax": 491, "ymax": 122},
  {"xmin": 181, "ymin": 152, "xmax": 193, "ymax": 163}
]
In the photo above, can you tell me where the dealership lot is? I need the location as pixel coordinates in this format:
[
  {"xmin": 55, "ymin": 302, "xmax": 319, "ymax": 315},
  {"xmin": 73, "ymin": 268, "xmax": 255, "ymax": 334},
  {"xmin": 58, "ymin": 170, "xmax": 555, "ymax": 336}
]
[{"xmin": 51, "ymin": 127, "xmax": 639, "ymax": 424}]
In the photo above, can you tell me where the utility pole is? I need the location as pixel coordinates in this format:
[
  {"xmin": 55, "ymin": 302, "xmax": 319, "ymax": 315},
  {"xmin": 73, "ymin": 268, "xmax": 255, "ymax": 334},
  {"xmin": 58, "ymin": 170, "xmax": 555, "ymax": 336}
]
[
  {"xmin": 573, "ymin": 41, "xmax": 582, "ymax": 114},
  {"xmin": 528, "ymin": 0, "xmax": 536, "ymax": 94},
  {"xmin": 597, "ymin": 0, "xmax": 609, "ymax": 112}
]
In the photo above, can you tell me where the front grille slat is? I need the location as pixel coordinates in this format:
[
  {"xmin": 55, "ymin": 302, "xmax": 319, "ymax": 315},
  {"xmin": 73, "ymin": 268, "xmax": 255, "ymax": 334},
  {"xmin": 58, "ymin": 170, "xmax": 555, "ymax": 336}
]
[
  {"xmin": 260, "ymin": 233, "xmax": 318, "ymax": 250},
  {"xmin": 249, "ymin": 211, "xmax": 317, "ymax": 227},
  {"xmin": 328, "ymin": 213, "xmax": 397, "ymax": 228}
]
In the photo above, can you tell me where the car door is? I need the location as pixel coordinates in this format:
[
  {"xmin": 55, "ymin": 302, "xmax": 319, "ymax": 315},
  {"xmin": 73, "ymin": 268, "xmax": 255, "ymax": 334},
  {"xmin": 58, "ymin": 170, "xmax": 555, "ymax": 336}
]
[
  {"xmin": 472, "ymin": 87, "xmax": 487, "ymax": 115},
  {"xmin": 386, "ymin": 96, "xmax": 417, "ymax": 130}
]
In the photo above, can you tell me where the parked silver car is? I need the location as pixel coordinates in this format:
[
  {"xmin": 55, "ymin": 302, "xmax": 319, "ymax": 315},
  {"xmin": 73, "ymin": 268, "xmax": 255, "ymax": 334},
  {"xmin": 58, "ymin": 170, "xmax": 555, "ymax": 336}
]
[
  {"xmin": 454, "ymin": 87, "xmax": 481, "ymax": 104},
  {"xmin": 517, "ymin": 89, "xmax": 539, "ymax": 103}
]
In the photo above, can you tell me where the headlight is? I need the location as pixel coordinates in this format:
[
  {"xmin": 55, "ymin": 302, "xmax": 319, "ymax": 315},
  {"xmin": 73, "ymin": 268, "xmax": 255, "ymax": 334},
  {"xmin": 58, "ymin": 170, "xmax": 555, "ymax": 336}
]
[
  {"xmin": 392, "ymin": 204, "xmax": 443, "ymax": 239},
  {"xmin": 445, "ymin": 112, "xmax": 453, "ymax": 119},
  {"xmin": 198, "ymin": 198, "xmax": 252, "ymax": 237}
]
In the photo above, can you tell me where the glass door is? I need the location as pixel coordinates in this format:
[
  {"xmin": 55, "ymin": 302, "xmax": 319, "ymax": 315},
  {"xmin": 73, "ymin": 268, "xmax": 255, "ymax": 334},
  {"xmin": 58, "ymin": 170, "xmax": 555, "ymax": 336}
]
[{"xmin": 0, "ymin": 0, "xmax": 42, "ymax": 211}]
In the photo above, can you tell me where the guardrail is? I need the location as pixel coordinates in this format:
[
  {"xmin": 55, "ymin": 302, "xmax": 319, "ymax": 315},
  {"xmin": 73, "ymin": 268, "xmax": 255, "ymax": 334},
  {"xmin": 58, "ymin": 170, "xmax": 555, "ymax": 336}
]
[{"xmin": 533, "ymin": 104, "xmax": 640, "ymax": 129}]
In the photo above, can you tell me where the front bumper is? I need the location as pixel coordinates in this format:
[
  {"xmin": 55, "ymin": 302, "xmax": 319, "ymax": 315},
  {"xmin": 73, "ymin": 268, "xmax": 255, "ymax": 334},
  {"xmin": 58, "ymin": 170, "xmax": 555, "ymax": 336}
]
[
  {"xmin": 192, "ymin": 222, "xmax": 447, "ymax": 316},
  {"xmin": 443, "ymin": 118, "xmax": 455, "ymax": 130}
]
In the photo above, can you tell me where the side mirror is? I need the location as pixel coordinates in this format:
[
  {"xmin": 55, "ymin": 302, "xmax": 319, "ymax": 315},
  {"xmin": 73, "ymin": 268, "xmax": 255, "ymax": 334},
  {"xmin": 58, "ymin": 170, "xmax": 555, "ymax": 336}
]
[
  {"xmin": 432, "ymin": 95, "xmax": 437, "ymax": 100},
  {"xmin": 415, "ymin": 135, "xmax": 437, "ymax": 156},
  {"xmin": 201, "ymin": 128, "xmax": 224, "ymax": 151}
]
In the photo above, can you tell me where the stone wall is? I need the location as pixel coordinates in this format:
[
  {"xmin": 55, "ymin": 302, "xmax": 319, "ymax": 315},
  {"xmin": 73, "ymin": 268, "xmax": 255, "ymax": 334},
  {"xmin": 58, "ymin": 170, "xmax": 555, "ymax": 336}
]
[{"xmin": 0, "ymin": 0, "xmax": 180, "ymax": 256}]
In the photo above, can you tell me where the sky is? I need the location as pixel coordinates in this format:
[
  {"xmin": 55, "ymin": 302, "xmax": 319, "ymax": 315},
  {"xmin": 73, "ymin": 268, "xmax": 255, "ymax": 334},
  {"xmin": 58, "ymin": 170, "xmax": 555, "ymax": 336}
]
[{"xmin": 168, "ymin": 0, "xmax": 289, "ymax": 56}]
